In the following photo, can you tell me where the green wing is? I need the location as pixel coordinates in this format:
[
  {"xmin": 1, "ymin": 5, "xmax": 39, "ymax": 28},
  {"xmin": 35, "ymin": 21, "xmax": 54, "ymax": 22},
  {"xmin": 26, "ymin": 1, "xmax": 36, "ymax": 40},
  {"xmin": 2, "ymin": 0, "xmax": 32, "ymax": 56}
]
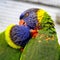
[
  {"xmin": 0, "ymin": 32, "xmax": 21, "ymax": 60},
  {"xmin": 20, "ymin": 29, "xmax": 59, "ymax": 60}
]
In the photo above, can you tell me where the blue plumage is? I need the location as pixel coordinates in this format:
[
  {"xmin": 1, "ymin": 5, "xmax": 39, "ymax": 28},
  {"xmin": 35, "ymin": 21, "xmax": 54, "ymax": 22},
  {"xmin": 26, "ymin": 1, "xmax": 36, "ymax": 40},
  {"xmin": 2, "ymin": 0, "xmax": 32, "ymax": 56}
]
[
  {"xmin": 10, "ymin": 25, "xmax": 31, "ymax": 47},
  {"xmin": 20, "ymin": 8, "xmax": 39, "ymax": 29}
]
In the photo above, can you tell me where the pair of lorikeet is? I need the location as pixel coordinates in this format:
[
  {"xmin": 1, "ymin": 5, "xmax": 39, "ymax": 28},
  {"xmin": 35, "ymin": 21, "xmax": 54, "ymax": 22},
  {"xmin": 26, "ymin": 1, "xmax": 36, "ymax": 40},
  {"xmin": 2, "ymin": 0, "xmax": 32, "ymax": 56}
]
[{"xmin": 0, "ymin": 8, "xmax": 60, "ymax": 60}]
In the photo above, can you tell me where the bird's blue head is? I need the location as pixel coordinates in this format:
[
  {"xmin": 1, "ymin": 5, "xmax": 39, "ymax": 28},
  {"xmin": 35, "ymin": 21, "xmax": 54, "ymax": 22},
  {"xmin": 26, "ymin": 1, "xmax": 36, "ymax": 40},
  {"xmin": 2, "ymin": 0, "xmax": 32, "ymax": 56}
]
[
  {"xmin": 19, "ymin": 8, "xmax": 39, "ymax": 29},
  {"xmin": 10, "ymin": 25, "xmax": 31, "ymax": 47}
]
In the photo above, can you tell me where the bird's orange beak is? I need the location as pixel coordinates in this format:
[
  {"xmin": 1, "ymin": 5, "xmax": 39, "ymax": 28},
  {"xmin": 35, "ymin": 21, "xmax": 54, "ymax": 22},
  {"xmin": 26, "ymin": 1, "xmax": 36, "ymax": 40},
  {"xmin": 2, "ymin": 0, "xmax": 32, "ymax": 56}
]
[{"xmin": 19, "ymin": 19, "xmax": 26, "ymax": 26}]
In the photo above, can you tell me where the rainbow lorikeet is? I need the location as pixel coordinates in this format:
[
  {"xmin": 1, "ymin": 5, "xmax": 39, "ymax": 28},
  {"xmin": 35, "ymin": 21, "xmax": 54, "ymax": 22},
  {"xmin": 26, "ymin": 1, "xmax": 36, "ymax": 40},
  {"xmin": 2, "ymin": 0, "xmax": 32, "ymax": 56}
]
[
  {"xmin": 0, "ymin": 24, "xmax": 31, "ymax": 60},
  {"xmin": 19, "ymin": 8, "xmax": 59, "ymax": 60}
]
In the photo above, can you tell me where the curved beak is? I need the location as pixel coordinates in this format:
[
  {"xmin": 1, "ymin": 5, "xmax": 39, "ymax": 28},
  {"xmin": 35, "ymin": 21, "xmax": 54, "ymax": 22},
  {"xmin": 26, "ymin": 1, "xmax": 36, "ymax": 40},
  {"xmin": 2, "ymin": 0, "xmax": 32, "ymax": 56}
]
[{"xmin": 19, "ymin": 19, "xmax": 26, "ymax": 26}]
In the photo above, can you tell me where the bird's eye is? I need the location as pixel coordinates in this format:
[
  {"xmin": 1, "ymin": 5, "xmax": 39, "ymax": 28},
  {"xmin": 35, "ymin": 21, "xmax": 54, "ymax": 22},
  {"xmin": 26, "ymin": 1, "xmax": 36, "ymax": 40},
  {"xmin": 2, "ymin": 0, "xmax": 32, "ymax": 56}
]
[{"xmin": 25, "ymin": 12, "xmax": 29, "ymax": 17}]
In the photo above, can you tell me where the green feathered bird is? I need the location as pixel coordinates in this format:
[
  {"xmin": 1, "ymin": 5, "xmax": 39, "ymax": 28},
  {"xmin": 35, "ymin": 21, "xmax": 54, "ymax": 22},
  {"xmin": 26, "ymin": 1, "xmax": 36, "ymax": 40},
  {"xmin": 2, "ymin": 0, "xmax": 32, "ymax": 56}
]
[
  {"xmin": 20, "ymin": 9, "xmax": 59, "ymax": 60},
  {"xmin": 0, "ymin": 24, "xmax": 31, "ymax": 60}
]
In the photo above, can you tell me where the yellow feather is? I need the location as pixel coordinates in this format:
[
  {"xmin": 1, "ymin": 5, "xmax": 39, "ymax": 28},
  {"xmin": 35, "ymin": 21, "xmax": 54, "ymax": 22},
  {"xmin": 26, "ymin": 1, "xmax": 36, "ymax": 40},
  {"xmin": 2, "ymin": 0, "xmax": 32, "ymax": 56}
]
[
  {"xmin": 36, "ymin": 9, "xmax": 45, "ymax": 23},
  {"xmin": 5, "ymin": 24, "xmax": 21, "ymax": 49}
]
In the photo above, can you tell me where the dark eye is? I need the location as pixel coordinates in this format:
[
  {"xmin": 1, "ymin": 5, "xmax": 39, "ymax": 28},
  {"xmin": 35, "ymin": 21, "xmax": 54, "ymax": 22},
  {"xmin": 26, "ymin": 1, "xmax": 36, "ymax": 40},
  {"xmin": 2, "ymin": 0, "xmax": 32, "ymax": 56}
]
[{"xmin": 25, "ymin": 12, "xmax": 29, "ymax": 17}]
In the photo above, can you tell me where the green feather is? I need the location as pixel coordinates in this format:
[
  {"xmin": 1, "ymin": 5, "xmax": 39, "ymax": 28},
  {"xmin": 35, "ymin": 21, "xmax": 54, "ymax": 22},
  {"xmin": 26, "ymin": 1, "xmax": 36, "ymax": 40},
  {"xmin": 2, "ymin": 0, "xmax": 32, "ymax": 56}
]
[
  {"xmin": 20, "ymin": 12, "xmax": 59, "ymax": 60},
  {"xmin": 0, "ymin": 32, "xmax": 22, "ymax": 60},
  {"xmin": 58, "ymin": 45, "xmax": 60, "ymax": 60},
  {"xmin": 20, "ymin": 29, "xmax": 59, "ymax": 60}
]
